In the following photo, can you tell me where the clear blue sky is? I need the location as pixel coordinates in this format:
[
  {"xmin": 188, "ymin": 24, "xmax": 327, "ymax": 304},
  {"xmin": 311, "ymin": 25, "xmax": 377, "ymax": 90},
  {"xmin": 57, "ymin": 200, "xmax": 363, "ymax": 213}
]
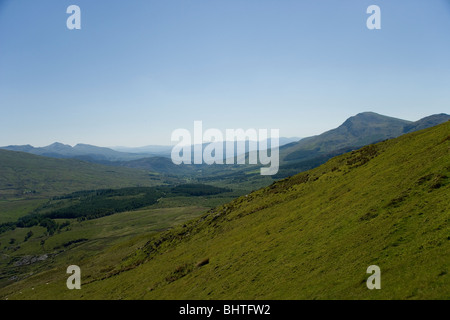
[{"xmin": 0, "ymin": 0, "xmax": 449, "ymax": 147}]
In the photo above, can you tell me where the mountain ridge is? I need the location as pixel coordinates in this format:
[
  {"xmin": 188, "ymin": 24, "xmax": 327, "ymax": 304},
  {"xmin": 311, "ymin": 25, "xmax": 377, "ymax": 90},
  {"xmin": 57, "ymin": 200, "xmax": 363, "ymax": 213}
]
[{"xmin": 274, "ymin": 112, "xmax": 449, "ymax": 177}]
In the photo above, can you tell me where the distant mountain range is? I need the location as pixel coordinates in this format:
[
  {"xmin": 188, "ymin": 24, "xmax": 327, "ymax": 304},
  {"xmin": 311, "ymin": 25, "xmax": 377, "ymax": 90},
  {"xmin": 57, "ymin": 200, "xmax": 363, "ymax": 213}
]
[
  {"xmin": 109, "ymin": 145, "xmax": 175, "ymax": 155},
  {"xmin": 1, "ymin": 112, "xmax": 448, "ymax": 179},
  {"xmin": 0, "ymin": 111, "xmax": 448, "ymax": 197},
  {"xmin": 110, "ymin": 137, "xmax": 301, "ymax": 154},
  {"xmin": 0, "ymin": 142, "xmax": 150, "ymax": 162},
  {"xmin": 0, "ymin": 137, "xmax": 301, "ymax": 163},
  {"xmin": 282, "ymin": 112, "xmax": 450, "ymax": 162}
]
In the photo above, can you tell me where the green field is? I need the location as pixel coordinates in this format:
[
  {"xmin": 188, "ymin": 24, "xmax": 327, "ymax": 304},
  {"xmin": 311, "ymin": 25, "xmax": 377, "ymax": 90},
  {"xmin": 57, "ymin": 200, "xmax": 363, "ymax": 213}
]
[
  {"xmin": 0, "ymin": 205, "xmax": 209, "ymax": 293},
  {"xmin": 0, "ymin": 199, "xmax": 48, "ymax": 224}
]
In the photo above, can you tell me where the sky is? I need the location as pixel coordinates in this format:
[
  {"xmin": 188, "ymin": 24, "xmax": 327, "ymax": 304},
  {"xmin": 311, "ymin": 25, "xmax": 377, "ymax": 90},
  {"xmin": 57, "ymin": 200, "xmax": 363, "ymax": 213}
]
[{"xmin": 0, "ymin": 0, "xmax": 449, "ymax": 147}]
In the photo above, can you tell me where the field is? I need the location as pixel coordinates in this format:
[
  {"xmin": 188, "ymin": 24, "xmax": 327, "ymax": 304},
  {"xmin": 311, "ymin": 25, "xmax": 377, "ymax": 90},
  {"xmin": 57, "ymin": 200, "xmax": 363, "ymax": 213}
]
[{"xmin": 0, "ymin": 205, "xmax": 209, "ymax": 293}]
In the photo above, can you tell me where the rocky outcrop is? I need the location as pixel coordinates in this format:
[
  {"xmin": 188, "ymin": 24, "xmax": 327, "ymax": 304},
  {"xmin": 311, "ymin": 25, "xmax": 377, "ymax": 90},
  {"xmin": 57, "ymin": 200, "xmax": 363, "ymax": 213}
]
[{"xmin": 13, "ymin": 254, "xmax": 48, "ymax": 267}]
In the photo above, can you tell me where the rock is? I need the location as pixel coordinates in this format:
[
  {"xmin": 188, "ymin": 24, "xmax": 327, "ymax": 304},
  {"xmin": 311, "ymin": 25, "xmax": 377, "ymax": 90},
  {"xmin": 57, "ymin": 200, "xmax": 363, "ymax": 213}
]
[{"xmin": 13, "ymin": 254, "xmax": 49, "ymax": 267}]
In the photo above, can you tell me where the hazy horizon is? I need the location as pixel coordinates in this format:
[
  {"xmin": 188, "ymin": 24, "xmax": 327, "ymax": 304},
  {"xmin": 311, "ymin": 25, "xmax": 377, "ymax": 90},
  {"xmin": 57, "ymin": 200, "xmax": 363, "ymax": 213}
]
[
  {"xmin": 2, "ymin": 109, "xmax": 449, "ymax": 149},
  {"xmin": 1, "ymin": 136, "xmax": 302, "ymax": 149}
]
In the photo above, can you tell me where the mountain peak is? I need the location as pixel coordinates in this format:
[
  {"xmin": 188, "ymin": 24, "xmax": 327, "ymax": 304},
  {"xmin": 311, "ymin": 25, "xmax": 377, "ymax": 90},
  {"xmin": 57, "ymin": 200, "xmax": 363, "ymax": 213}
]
[
  {"xmin": 74, "ymin": 143, "xmax": 92, "ymax": 147},
  {"xmin": 355, "ymin": 111, "xmax": 380, "ymax": 117},
  {"xmin": 341, "ymin": 112, "xmax": 412, "ymax": 129},
  {"xmin": 282, "ymin": 112, "xmax": 414, "ymax": 164},
  {"xmin": 345, "ymin": 111, "xmax": 410, "ymax": 124},
  {"xmin": 47, "ymin": 142, "xmax": 72, "ymax": 148}
]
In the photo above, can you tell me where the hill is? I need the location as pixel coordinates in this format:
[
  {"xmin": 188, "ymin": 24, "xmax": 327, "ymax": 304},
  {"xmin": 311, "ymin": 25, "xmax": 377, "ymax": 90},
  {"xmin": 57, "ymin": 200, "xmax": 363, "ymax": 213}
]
[
  {"xmin": 0, "ymin": 143, "xmax": 150, "ymax": 162},
  {"xmin": 1, "ymin": 137, "xmax": 301, "ymax": 164},
  {"xmin": 403, "ymin": 113, "xmax": 450, "ymax": 133},
  {"xmin": 110, "ymin": 137, "xmax": 300, "ymax": 155},
  {"xmin": 113, "ymin": 156, "xmax": 196, "ymax": 176},
  {"xmin": 1, "ymin": 121, "xmax": 448, "ymax": 299},
  {"xmin": 274, "ymin": 112, "xmax": 449, "ymax": 178},
  {"xmin": 282, "ymin": 112, "xmax": 407, "ymax": 163},
  {"xmin": 0, "ymin": 149, "xmax": 171, "ymax": 200}
]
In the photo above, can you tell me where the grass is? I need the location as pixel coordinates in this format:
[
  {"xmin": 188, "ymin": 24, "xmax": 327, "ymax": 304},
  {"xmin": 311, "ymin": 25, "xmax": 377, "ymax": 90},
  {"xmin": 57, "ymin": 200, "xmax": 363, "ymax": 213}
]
[
  {"xmin": 0, "ymin": 205, "xmax": 208, "ymax": 293},
  {"xmin": 0, "ymin": 199, "xmax": 48, "ymax": 224},
  {"xmin": 0, "ymin": 122, "xmax": 449, "ymax": 299},
  {"xmin": 0, "ymin": 149, "xmax": 176, "ymax": 200}
]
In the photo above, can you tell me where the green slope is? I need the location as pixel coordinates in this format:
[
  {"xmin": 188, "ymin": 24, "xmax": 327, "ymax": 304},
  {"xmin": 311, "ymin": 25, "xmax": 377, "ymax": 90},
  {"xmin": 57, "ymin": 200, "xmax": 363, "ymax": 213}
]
[
  {"xmin": 0, "ymin": 149, "xmax": 176, "ymax": 224},
  {"xmin": 274, "ymin": 112, "xmax": 449, "ymax": 178},
  {"xmin": 2, "ymin": 121, "xmax": 449, "ymax": 299},
  {"xmin": 280, "ymin": 112, "xmax": 412, "ymax": 163},
  {"xmin": 0, "ymin": 205, "xmax": 209, "ymax": 293},
  {"xmin": 0, "ymin": 149, "xmax": 169, "ymax": 200}
]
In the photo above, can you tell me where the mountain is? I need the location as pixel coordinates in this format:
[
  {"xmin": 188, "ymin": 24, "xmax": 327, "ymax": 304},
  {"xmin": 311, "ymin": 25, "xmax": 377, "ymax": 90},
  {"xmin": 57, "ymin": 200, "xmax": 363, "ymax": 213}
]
[
  {"xmin": 110, "ymin": 145, "xmax": 174, "ymax": 156},
  {"xmin": 107, "ymin": 112, "xmax": 449, "ymax": 184},
  {"xmin": 111, "ymin": 138, "xmax": 301, "ymax": 157},
  {"xmin": 0, "ymin": 144, "xmax": 35, "ymax": 153},
  {"xmin": 1, "ymin": 137, "xmax": 301, "ymax": 164},
  {"xmin": 42, "ymin": 142, "xmax": 74, "ymax": 154},
  {"xmin": 274, "ymin": 112, "xmax": 449, "ymax": 178},
  {"xmin": 281, "ymin": 112, "xmax": 411, "ymax": 163},
  {"xmin": 107, "ymin": 138, "xmax": 302, "ymax": 178},
  {"xmin": 3, "ymin": 118, "xmax": 448, "ymax": 300},
  {"xmin": 403, "ymin": 113, "xmax": 450, "ymax": 133},
  {"xmin": 1, "ymin": 112, "xmax": 447, "ymax": 183}
]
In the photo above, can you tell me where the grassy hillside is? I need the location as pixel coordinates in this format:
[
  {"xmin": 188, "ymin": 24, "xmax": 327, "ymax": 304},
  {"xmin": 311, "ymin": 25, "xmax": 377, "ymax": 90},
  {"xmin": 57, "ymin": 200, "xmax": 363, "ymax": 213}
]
[
  {"xmin": 0, "ymin": 142, "xmax": 151, "ymax": 161},
  {"xmin": 0, "ymin": 149, "xmax": 168, "ymax": 199},
  {"xmin": 274, "ymin": 112, "xmax": 449, "ymax": 178},
  {"xmin": 1, "ymin": 121, "xmax": 449, "ymax": 299},
  {"xmin": 0, "ymin": 182, "xmax": 241, "ymax": 292},
  {"xmin": 280, "ymin": 112, "xmax": 411, "ymax": 163},
  {"xmin": 0, "ymin": 205, "xmax": 209, "ymax": 292},
  {"xmin": 0, "ymin": 149, "xmax": 179, "ymax": 224}
]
